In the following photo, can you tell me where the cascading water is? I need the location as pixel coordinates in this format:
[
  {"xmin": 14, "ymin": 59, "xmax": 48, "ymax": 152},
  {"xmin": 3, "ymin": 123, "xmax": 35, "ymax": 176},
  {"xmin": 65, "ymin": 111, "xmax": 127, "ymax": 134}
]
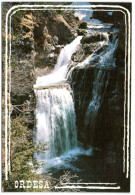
[
  {"xmin": 84, "ymin": 33, "xmax": 118, "ymax": 129},
  {"xmin": 34, "ymin": 88, "xmax": 77, "ymax": 161},
  {"xmin": 34, "ymin": 36, "xmax": 82, "ymax": 89},
  {"xmin": 34, "ymin": 36, "xmax": 83, "ymax": 168}
]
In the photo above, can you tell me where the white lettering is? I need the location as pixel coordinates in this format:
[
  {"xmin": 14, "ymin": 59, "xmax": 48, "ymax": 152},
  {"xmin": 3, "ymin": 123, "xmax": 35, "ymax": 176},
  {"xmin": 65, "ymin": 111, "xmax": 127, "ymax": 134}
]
[
  {"xmin": 33, "ymin": 180, "xmax": 38, "ymax": 188},
  {"xmin": 44, "ymin": 181, "xmax": 49, "ymax": 189},
  {"xmin": 26, "ymin": 180, "xmax": 32, "ymax": 188},
  {"xmin": 19, "ymin": 180, "xmax": 25, "ymax": 188},
  {"xmin": 14, "ymin": 180, "xmax": 49, "ymax": 189},
  {"xmin": 15, "ymin": 181, "xmax": 19, "ymax": 188},
  {"xmin": 39, "ymin": 181, "xmax": 43, "ymax": 189}
]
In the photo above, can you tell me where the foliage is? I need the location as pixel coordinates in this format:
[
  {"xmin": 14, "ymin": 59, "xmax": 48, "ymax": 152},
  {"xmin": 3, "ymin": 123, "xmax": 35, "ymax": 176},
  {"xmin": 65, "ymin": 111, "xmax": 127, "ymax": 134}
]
[
  {"xmin": 3, "ymin": 117, "xmax": 54, "ymax": 192},
  {"xmin": 11, "ymin": 56, "xmax": 17, "ymax": 70}
]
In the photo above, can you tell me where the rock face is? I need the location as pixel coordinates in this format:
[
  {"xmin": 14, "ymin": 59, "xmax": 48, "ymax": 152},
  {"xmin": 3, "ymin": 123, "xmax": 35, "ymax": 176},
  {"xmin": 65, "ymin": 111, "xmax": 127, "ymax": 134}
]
[
  {"xmin": 47, "ymin": 14, "xmax": 76, "ymax": 44},
  {"xmin": 67, "ymin": 29, "xmax": 125, "ymax": 150}
]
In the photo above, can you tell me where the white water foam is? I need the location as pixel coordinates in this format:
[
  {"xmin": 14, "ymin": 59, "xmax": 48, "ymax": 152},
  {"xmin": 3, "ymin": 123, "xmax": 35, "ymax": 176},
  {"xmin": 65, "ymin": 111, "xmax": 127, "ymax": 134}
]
[
  {"xmin": 34, "ymin": 88, "xmax": 77, "ymax": 161},
  {"xmin": 36, "ymin": 147, "xmax": 93, "ymax": 174}
]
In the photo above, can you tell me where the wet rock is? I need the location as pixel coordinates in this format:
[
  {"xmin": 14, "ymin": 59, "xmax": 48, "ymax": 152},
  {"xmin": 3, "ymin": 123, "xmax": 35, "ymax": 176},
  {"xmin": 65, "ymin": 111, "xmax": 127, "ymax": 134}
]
[
  {"xmin": 81, "ymin": 32, "xmax": 108, "ymax": 44},
  {"xmin": 68, "ymin": 29, "xmax": 124, "ymax": 150},
  {"xmin": 82, "ymin": 42, "xmax": 101, "ymax": 55},
  {"xmin": 71, "ymin": 44, "xmax": 85, "ymax": 62}
]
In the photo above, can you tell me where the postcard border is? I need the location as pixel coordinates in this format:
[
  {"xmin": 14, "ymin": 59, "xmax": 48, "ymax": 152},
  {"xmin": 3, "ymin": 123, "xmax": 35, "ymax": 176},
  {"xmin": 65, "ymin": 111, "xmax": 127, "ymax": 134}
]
[{"xmin": 4, "ymin": 4, "xmax": 131, "ymax": 191}]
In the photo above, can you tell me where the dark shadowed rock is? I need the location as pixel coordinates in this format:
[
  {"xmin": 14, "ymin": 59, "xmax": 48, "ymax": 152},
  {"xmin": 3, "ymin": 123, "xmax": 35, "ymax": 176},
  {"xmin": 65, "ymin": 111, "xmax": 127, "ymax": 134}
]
[
  {"xmin": 81, "ymin": 32, "xmax": 108, "ymax": 44},
  {"xmin": 63, "ymin": 11, "xmax": 80, "ymax": 28},
  {"xmin": 47, "ymin": 14, "xmax": 76, "ymax": 44},
  {"xmin": 79, "ymin": 21, "xmax": 87, "ymax": 29},
  {"xmin": 92, "ymin": 10, "xmax": 125, "ymax": 26}
]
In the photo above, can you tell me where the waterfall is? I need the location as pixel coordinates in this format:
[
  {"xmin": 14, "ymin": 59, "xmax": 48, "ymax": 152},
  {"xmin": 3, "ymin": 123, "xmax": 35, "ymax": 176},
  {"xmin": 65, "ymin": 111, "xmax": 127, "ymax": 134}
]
[
  {"xmin": 34, "ymin": 36, "xmax": 82, "ymax": 162},
  {"xmin": 33, "ymin": 28, "xmax": 118, "ymax": 169},
  {"xmin": 34, "ymin": 88, "xmax": 77, "ymax": 160}
]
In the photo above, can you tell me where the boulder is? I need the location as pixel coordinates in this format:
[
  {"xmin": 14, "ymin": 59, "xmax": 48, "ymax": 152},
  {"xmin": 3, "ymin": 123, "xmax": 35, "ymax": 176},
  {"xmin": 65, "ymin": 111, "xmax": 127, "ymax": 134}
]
[
  {"xmin": 47, "ymin": 14, "xmax": 76, "ymax": 44},
  {"xmin": 63, "ymin": 12, "xmax": 80, "ymax": 28},
  {"xmin": 79, "ymin": 21, "xmax": 87, "ymax": 29},
  {"xmin": 81, "ymin": 32, "xmax": 108, "ymax": 44},
  {"xmin": 82, "ymin": 42, "xmax": 101, "ymax": 55}
]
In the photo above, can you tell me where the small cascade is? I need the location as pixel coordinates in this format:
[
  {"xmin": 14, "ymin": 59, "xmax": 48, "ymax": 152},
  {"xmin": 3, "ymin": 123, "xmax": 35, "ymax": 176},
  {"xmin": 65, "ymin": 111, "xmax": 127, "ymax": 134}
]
[
  {"xmin": 84, "ymin": 69, "xmax": 109, "ymax": 128},
  {"xmin": 66, "ymin": 32, "xmax": 109, "ymax": 80},
  {"xmin": 34, "ymin": 36, "xmax": 82, "ymax": 89},
  {"xmin": 84, "ymin": 33, "xmax": 118, "ymax": 128}
]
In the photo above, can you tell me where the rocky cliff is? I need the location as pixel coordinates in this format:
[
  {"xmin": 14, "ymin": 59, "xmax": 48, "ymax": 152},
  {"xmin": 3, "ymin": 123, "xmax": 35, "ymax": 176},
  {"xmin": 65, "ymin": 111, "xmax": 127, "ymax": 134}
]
[{"xmin": 67, "ymin": 23, "xmax": 125, "ymax": 151}]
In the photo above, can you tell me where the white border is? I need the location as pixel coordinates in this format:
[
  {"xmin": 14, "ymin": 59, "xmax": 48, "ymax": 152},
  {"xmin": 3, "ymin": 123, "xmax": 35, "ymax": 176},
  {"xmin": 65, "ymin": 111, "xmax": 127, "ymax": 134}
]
[{"xmin": 4, "ymin": 3, "xmax": 131, "ymax": 191}]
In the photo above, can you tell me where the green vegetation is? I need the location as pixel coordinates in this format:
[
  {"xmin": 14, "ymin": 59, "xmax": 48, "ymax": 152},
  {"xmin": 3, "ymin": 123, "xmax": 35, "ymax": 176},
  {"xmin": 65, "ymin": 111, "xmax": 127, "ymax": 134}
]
[
  {"xmin": 11, "ymin": 56, "xmax": 17, "ymax": 70},
  {"xmin": 2, "ymin": 117, "xmax": 54, "ymax": 192}
]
